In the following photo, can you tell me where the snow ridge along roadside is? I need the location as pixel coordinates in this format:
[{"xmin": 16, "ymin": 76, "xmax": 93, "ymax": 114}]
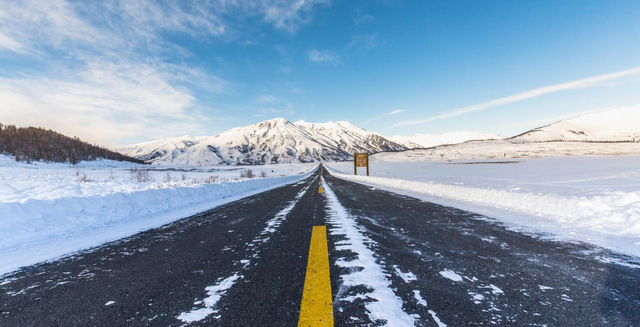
[
  {"xmin": 325, "ymin": 166, "xmax": 640, "ymax": 258},
  {"xmin": 0, "ymin": 166, "xmax": 318, "ymax": 276},
  {"xmin": 322, "ymin": 177, "xmax": 416, "ymax": 327},
  {"xmin": 176, "ymin": 178, "xmax": 315, "ymax": 324}
]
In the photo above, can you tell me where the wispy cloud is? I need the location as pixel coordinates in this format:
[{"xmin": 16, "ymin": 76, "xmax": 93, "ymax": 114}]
[
  {"xmin": 346, "ymin": 34, "xmax": 377, "ymax": 54},
  {"xmin": 308, "ymin": 49, "xmax": 341, "ymax": 65},
  {"xmin": 0, "ymin": 62, "xmax": 205, "ymax": 146},
  {"xmin": 253, "ymin": 103, "xmax": 295, "ymax": 118},
  {"xmin": 392, "ymin": 66, "xmax": 640, "ymax": 128},
  {"xmin": 256, "ymin": 94, "xmax": 278, "ymax": 104},
  {"xmin": 505, "ymin": 106, "xmax": 622, "ymax": 129},
  {"xmin": 353, "ymin": 9, "xmax": 374, "ymax": 25},
  {"xmin": 277, "ymin": 66, "xmax": 293, "ymax": 74},
  {"xmin": 363, "ymin": 109, "xmax": 404, "ymax": 124},
  {"xmin": 309, "ymin": 34, "xmax": 377, "ymax": 67},
  {"xmin": 260, "ymin": 0, "xmax": 332, "ymax": 33}
]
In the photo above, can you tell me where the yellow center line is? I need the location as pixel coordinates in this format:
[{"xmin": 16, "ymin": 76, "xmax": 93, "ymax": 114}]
[{"xmin": 298, "ymin": 226, "xmax": 334, "ymax": 327}]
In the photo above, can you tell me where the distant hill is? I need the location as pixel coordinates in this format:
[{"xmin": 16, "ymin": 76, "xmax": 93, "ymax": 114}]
[
  {"xmin": 510, "ymin": 105, "xmax": 640, "ymax": 143},
  {"xmin": 0, "ymin": 124, "xmax": 145, "ymax": 165},
  {"xmin": 391, "ymin": 131, "xmax": 504, "ymax": 148},
  {"xmin": 117, "ymin": 118, "xmax": 408, "ymax": 165}
]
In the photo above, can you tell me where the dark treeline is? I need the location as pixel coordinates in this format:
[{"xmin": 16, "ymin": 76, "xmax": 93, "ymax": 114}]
[{"xmin": 0, "ymin": 124, "xmax": 145, "ymax": 165}]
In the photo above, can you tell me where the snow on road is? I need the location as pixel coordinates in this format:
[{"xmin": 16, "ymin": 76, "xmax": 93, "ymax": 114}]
[
  {"xmin": 0, "ymin": 156, "xmax": 316, "ymax": 275},
  {"xmin": 176, "ymin": 180, "xmax": 314, "ymax": 324},
  {"xmin": 439, "ymin": 269, "xmax": 463, "ymax": 282},
  {"xmin": 177, "ymin": 274, "xmax": 242, "ymax": 323},
  {"xmin": 322, "ymin": 178, "xmax": 417, "ymax": 327},
  {"xmin": 327, "ymin": 156, "xmax": 640, "ymax": 257}
]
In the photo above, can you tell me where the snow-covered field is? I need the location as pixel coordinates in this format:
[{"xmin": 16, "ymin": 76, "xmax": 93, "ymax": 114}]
[
  {"xmin": 326, "ymin": 155, "xmax": 640, "ymax": 258},
  {"xmin": 375, "ymin": 141, "xmax": 640, "ymax": 162},
  {"xmin": 0, "ymin": 155, "xmax": 315, "ymax": 275}
]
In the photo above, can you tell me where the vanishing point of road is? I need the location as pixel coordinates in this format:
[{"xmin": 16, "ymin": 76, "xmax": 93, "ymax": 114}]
[{"xmin": 1, "ymin": 166, "xmax": 639, "ymax": 326}]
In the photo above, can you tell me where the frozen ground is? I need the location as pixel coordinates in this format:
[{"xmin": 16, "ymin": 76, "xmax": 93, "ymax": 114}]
[
  {"xmin": 326, "ymin": 155, "xmax": 640, "ymax": 257},
  {"xmin": 0, "ymin": 155, "xmax": 315, "ymax": 275}
]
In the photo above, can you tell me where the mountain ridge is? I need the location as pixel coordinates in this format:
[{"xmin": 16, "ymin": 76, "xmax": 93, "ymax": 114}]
[
  {"xmin": 117, "ymin": 106, "xmax": 640, "ymax": 166},
  {"xmin": 117, "ymin": 118, "xmax": 408, "ymax": 166}
]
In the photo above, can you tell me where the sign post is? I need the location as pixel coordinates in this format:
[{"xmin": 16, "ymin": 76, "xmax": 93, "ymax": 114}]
[{"xmin": 353, "ymin": 153, "xmax": 369, "ymax": 176}]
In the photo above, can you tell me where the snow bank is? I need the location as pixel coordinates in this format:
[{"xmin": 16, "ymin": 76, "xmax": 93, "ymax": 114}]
[
  {"xmin": 326, "ymin": 159, "xmax": 640, "ymax": 257},
  {"xmin": 0, "ymin": 166, "xmax": 316, "ymax": 275},
  {"xmin": 330, "ymin": 171, "xmax": 640, "ymax": 237}
]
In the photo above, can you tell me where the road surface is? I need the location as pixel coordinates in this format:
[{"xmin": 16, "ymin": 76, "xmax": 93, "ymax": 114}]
[{"xmin": 1, "ymin": 166, "xmax": 639, "ymax": 326}]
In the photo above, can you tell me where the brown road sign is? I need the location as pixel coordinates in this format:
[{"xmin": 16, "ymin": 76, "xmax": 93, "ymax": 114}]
[{"xmin": 353, "ymin": 153, "xmax": 369, "ymax": 176}]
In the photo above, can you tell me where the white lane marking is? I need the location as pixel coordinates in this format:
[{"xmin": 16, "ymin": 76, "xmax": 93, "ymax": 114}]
[
  {"xmin": 322, "ymin": 178, "xmax": 415, "ymax": 327},
  {"xmin": 176, "ymin": 178, "xmax": 314, "ymax": 324}
]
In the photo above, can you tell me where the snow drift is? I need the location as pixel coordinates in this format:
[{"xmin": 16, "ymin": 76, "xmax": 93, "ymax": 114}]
[
  {"xmin": 326, "ymin": 160, "xmax": 640, "ymax": 257},
  {"xmin": 0, "ymin": 167, "xmax": 316, "ymax": 275}
]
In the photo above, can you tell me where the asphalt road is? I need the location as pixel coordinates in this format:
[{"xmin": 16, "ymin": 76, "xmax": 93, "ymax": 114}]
[{"xmin": 1, "ymin": 166, "xmax": 639, "ymax": 326}]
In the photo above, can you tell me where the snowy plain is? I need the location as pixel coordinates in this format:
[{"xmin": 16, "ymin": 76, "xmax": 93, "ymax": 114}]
[
  {"xmin": 326, "ymin": 155, "xmax": 640, "ymax": 258},
  {"xmin": 0, "ymin": 155, "xmax": 316, "ymax": 275}
]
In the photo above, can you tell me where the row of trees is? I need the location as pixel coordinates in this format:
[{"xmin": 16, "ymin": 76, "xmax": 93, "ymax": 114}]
[{"xmin": 0, "ymin": 124, "xmax": 145, "ymax": 165}]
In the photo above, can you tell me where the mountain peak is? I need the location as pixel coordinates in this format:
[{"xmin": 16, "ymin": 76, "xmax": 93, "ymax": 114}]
[
  {"xmin": 255, "ymin": 117, "xmax": 291, "ymax": 126},
  {"xmin": 118, "ymin": 118, "xmax": 407, "ymax": 165}
]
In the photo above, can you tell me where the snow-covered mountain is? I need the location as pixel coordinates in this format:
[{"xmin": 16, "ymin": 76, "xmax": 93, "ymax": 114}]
[
  {"xmin": 510, "ymin": 105, "xmax": 640, "ymax": 142},
  {"xmin": 115, "ymin": 135, "xmax": 208, "ymax": 162},
  {"xmin": 391, "ymin": 131, "xmax": 503, "ymax": 148},
  {"xmin": 118, "ymin": 118, "xmax": 407, "ymax": 165},
  {"xmin": 295, "ymin": 120, "xmax": 406, "ymax": 153}
]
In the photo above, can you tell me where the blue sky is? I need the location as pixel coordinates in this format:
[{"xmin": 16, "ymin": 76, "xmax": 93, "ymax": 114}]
[{"xmin": 1, "ymin": 0, "xmax": 640, "ymax": 146}]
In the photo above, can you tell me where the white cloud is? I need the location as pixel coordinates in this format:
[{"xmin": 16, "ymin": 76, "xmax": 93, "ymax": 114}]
[
  {"xmin": 256, "ymin": 95, "xmax": 278, "ymax": 104},
  {"xmin": 346, "ymin": 34, "xmax": 377, "ymax": 54},
  {"xmin": 260, "ymin": 0, "xmax": 331, "ymax": 33},
  {"xmin": 0, "ymin": 0, "xmax": 331, "ymax": 55},
  {"xmin": 308, "ymin": 49, "xmax": 341, "ymax": 64},
  {"xmin": 392, "ymin": 66, "xmax": 640, "ymax": 128},
  {"xmin": 0, "ymin": 62, "xmax": 206, "ymax": 146},
  {"xmin": 0, "ymin": 31, "xmax": 26, "ymax": 53},
  {"xmin": 0, "ymin": 0, "xmax": 108, "ymax": 54},
  {"xmin": 253, "ymin": 104, "xmax": 295, "ymax": 118},
  {"xmin": 0, "ymin": 0, "xmax": 330, "ymax": 145},
  {"xmin": 278, "ymin": 66, "xmax": 293, "ymax": 74},
  {"xmin": 353, "ymin": 11, "xmax": 375, "ymax": 25},
  {"xmin": 506, "ymin": 106, "xmax": 622, "ymax": 129},
  {"xmin": 363, "ymin": 109, "xmax": 404, "ymax": 124}
]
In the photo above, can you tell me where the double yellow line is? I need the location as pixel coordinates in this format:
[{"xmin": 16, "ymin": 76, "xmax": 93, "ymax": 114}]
[{"xmin": 298, "ymin": 226, "xmax": 334, "ymax": 327}]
